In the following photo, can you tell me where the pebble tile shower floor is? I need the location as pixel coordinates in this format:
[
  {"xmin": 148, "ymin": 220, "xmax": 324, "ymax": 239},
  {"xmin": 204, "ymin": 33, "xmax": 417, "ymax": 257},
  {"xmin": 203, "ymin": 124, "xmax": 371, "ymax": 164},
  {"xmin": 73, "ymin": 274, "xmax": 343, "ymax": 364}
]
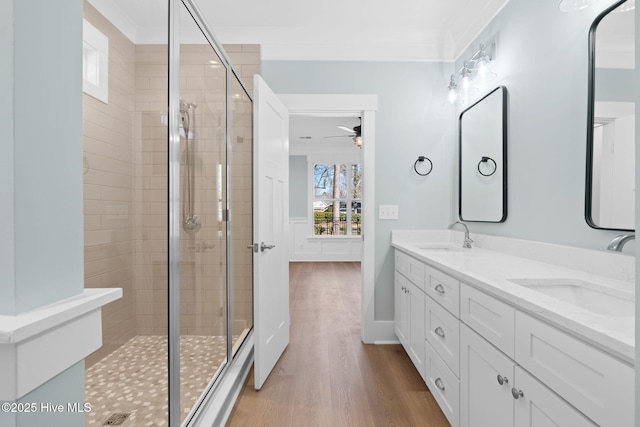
[{"xmin": 85, "ymin": 335, "xmax": 229, "ymax": 426}]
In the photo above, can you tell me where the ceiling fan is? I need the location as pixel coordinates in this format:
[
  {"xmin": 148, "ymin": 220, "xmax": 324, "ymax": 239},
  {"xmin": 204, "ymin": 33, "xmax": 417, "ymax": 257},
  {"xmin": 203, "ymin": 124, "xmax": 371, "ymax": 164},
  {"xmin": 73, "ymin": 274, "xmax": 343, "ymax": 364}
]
[
  {"xmin": 324, "ymin": 123, "xmax": 363, "ymax": 148},
  {"xmin": 323, "ymin": 124, "xmax": 361, "ymax": 139}
]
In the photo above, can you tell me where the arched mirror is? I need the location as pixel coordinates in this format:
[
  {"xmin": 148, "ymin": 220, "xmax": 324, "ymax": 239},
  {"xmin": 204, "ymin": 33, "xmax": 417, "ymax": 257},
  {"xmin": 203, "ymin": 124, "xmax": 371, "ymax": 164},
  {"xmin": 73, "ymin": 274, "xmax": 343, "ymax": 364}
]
[{"xmin": 586, "ymin": 0, "xmax": 635, "ymax": 231}]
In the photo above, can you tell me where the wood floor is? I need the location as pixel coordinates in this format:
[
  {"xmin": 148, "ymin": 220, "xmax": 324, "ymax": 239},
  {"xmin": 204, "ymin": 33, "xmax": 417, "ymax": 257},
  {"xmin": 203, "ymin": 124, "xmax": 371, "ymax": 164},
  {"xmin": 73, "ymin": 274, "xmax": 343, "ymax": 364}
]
[{"xmin": 227, "ymin": 262, "xmax": 450, "ymax": 427}]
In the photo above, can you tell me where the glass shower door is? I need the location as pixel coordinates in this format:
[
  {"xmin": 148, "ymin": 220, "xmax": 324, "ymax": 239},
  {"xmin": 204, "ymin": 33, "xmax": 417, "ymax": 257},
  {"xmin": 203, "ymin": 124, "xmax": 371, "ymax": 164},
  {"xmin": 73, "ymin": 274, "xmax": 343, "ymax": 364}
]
[
  {"xmin": 177, "ymin": 4, "xmax": 228, "ymax": 423},
  {"xmin": 230, "ymin": 75, "xmax": 254, "ymax": 357}
]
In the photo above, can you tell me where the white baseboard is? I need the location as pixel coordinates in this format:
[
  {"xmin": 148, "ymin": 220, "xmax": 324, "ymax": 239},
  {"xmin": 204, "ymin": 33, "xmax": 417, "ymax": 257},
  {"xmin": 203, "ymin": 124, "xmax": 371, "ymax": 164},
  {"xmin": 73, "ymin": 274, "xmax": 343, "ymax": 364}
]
[{"xmin": 373, "ymin": 320, "xmax": 399, "ymax": 344}]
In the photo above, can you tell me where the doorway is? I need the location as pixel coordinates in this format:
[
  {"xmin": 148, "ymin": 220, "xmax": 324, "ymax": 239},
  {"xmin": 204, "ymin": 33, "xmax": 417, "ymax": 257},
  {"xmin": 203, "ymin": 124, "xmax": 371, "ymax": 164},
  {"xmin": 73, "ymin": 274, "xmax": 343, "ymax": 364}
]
[{"xmin": 280, "ymin": 94, "xmax": 378, "ymax": 343}]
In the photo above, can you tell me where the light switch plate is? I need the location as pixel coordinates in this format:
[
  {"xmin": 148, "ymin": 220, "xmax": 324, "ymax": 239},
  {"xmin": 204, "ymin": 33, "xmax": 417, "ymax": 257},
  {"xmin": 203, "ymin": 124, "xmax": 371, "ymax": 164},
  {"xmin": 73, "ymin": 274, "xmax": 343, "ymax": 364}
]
[{"xmin": 379, "ymin": 205, "xmax": 399, "ymax": 220}]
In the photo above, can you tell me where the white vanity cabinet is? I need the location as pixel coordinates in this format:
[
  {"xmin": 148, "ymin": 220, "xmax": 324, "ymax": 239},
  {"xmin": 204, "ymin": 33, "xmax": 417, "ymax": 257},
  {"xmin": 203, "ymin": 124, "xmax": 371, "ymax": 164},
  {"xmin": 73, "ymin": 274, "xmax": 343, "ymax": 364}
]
[
  {"xmin": 394, "ymin": 271, "xmax": 410, "ymax": 345},
  {"xmin": 393, "ymin": 247, "xmax": 633, "ymax": 427},
  {"xmin": 460, "ymin": 323, "xmax": 596, "ymax": 427},
  {"xmin": 394, "ymin": 252, "xmax": 426, "ymax": 380},
  {"xmin": 460, "ymin": 323, "xmax": 514, "ymax": 427}
]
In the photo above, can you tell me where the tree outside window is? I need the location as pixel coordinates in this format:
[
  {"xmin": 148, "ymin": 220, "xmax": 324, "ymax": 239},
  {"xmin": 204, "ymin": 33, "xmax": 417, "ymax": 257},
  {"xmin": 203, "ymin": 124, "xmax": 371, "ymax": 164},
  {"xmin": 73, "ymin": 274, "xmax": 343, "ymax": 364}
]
[{"xmin": 313, "ymin": 163, "xmax": 362, "ymax": 236}]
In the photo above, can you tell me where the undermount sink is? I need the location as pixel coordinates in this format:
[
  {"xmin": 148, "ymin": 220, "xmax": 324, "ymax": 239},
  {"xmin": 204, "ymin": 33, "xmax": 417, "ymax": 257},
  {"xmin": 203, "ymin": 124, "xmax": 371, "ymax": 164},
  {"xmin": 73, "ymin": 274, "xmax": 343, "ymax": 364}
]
[{"xmin": 508, "ymin": 278, "xmax": 634, "ymax": 317}]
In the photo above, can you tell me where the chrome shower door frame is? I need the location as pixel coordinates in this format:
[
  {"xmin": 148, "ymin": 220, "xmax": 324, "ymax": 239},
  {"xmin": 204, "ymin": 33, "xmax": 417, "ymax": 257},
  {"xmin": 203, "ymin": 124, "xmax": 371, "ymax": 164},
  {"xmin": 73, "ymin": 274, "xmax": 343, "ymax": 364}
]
[{"xmin": 167, "ymin": 1, "xmax": 255, "ymax": 425}]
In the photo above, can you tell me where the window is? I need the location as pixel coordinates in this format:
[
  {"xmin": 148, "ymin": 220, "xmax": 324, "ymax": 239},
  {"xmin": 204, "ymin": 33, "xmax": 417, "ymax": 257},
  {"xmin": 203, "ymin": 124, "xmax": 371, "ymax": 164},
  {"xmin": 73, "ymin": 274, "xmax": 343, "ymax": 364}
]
[
  {"xmin": 313, "ymin": 163, "xmax": 362, "ymax": 236},
  {"xmin": 82, "ymin": 19, "xmax": 109, "ymax": 103}
]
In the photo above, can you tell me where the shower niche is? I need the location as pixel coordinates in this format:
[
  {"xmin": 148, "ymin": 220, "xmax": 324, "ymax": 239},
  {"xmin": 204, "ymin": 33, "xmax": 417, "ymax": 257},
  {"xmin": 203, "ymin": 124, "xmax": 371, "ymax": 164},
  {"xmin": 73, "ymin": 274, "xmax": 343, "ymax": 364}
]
[{"xmin": 82, "ymin": 0, "xmax": 255, "ymax": 425}]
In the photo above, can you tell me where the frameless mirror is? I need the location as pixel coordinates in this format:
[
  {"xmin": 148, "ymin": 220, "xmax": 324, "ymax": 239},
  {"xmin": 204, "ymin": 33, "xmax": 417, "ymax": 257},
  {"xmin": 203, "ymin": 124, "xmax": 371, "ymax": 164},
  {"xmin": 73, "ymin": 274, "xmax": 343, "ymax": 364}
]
[
  {"xmin": 459, "ymin": 86, "xmax": 507, "ymax": 222},
  {"xmin": 586, "ymin": 0, "xmax": 635, "ymax": 231}
]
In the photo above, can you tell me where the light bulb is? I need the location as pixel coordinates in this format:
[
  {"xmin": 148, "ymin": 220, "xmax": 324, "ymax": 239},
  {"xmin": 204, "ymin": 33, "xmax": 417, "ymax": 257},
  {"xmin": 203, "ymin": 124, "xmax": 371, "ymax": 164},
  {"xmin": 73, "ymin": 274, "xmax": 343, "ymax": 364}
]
[
  {"xmin": 448, "ymin": 88, "xmax": 458, "ymax": 103},
  {"xmin": 447, "ymin": 75, "xmax": 458, "ymax": 103},
  {"xmin": 460, "ymin": 62, "xmax": 472, "ymax": 91}
]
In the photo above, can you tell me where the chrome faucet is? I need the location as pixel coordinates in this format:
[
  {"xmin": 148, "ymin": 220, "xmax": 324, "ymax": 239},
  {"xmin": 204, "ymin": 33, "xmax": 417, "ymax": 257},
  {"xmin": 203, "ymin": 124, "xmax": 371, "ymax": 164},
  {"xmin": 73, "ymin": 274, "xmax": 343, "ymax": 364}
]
[
  {"xmin": 606, "ymin": 234, "xmax": 635, "ymax": 252},
  {"xmin": 450, "ymin": 221, "xmax": 473, "ymax": 248}
]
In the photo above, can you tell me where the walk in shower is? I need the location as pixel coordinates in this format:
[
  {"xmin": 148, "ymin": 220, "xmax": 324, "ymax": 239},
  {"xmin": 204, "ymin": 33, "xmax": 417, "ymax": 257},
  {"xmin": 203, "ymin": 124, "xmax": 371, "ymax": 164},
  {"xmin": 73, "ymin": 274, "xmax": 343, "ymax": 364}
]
[{"xmin": 82, "ymin": 1, "xmax": 254, "ymax": 425}]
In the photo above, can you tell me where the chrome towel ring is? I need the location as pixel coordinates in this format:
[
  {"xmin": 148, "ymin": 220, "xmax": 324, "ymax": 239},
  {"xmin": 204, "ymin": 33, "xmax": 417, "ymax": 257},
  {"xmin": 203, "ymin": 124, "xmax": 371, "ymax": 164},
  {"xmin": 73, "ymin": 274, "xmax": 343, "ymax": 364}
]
[
  {"xmin": 414, "ymin": 156, "xmax": 433, "ymax": 176},
  {"xmin": 477, "ymin": 156, "xmax": 497, "ymax": 177}
]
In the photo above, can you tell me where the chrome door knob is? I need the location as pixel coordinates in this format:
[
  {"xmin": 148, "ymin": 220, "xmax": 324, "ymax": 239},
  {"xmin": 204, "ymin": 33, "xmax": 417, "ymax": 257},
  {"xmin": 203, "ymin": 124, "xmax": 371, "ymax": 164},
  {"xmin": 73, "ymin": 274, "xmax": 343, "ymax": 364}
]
[{"xmin": 260, "ymin": 242, "xmax": 276, "ymax": 252}]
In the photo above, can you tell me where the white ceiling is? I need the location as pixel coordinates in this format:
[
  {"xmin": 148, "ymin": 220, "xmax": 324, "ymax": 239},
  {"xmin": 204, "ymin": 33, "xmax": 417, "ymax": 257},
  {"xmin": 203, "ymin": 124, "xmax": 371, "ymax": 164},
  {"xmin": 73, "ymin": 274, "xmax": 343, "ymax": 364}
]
[
  {"xmin": 195, "ymin": 0, "xmax": 511, "ymax": 61},
  {"xmin": 89, "ymin": 0, "xmax": 511, "ymax": 61}
]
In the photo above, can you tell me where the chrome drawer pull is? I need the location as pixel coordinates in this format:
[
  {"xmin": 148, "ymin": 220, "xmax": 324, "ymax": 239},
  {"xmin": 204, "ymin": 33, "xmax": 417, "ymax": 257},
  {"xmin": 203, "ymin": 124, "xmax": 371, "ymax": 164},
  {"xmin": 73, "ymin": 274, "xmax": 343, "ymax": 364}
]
[
  {"xmin": 511, "ymin": 388, "xmax": 524, "ymax": 399},
  {"xmin": 434, "ymin": 284, "xmax": 446, "ymax": 295},
  {"xmin": 497, "ymin": 375, "xmax": 509, "ymax": 385},
  {"xmin": 435, "ymin": 377, "xmax": 445, "ymax": 391},
  {"xmin": 434, "ymin": 327, "xmax": 445, "ymax": 338}
]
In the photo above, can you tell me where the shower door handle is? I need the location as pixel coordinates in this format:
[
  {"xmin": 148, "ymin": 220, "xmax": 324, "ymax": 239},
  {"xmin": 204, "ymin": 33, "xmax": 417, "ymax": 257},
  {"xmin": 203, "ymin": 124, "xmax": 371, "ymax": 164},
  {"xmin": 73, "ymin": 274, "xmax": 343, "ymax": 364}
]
[{"xmin": 260, "ymin": 242, "xmax": 276, "ymax": 252}]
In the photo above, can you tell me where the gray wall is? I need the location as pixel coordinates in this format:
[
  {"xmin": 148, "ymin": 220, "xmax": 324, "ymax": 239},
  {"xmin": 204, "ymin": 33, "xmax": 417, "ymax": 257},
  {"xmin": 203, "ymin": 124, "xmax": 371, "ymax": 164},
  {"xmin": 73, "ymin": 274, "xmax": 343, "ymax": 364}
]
[
  {"xmin": 262, "ymin": 61, "xmax": 455, "ymax": 320},
  {"xmin": 454, "ymin": 0, "xmax": 627, "ymax": 251},
  {"xmin": 0, "ymin": 1, "xmax": 85, "ymax": 425},
  {"xmin": 1, "ymin": 0, "xmax": 84, "ymax": 316},
  {"xmin": 264, "ymin": 0, "xmax": 634, "ymax": 322},
  {"xmin": 289, "ymin": 155, "xmax": 308, "ymax": 217}
]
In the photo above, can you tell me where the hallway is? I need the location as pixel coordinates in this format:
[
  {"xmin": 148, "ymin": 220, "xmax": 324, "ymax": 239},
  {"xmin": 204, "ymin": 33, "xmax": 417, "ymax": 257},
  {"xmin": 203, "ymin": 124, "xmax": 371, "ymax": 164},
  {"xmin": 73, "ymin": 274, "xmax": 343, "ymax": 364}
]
[{"xmin": 227, "ymin": 262, "xmax": 449, "ymax": 426}]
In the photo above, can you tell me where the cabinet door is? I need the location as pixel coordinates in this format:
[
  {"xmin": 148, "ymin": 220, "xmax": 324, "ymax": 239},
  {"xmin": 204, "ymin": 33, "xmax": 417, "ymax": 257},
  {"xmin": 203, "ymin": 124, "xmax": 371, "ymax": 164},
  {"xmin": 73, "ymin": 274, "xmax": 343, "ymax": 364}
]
[
  {"xmin": 460, "ymin": 324, "xmax": 514, "ymax": 427},
  {"xmin": 407, "ymin": 281, "xmax": 425, "ymax": 380},
  {"xmin": 514, "ymin": 367, "xmax": 597, "ymax": 427},
  {"xmin": 394, "ymin": 271, "xmax": 409, "ymax": 346},
  {"xmin": 515, "ymin": 312, "xmax": 633, "ymax": 427}
]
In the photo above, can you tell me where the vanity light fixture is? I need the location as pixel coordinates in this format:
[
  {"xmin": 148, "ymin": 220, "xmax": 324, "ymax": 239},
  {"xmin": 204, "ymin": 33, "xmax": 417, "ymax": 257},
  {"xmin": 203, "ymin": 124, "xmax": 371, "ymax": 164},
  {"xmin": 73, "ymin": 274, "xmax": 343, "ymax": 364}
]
[
  {"xmin": 446, "ymin": 43, "xmax": 496, "ymax": 105},
  {"xmin": 447, "ymin": 75, "xmax": 459, "ymax": 103},
  {"xmin": 460, "ymin": 62, "xmax": 473, "ymax": 91},
  {"xmin": 558, "ymin": 0, "xmax": 601, "ymax": 11}
]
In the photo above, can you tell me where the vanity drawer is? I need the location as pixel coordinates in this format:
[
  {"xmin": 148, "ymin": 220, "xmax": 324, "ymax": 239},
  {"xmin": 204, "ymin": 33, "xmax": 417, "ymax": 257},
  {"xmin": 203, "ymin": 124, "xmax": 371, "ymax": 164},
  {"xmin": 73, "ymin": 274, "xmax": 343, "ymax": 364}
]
[
  {"xmin": 460, "ymin": 284, "xmax": 515, "ymax": 359},
  {"xmin": 515, "ymin": 312, "xmax": 633, "ymax": 427},
  {"xmin": 395, "ymin": 250, "xmax": 426, "ymax": 291},
  {"xmin": 425, "ymin": 295, "xmax": 460, "ymax": 377},
  {"xmin": 425, "ymin": 339, "xmax": 460, "ymax": 427},
  {"xmin": 427, "ymin": 268, "xmax": 460, "ymax": 317}
]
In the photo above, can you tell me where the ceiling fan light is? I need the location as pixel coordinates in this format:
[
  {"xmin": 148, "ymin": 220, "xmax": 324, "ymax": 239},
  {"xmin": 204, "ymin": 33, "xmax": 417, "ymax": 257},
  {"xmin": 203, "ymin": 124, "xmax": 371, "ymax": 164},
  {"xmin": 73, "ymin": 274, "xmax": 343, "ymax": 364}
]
[{"xmin": 354, "ymin": 136, "xmax": 363, "ymax": 148}]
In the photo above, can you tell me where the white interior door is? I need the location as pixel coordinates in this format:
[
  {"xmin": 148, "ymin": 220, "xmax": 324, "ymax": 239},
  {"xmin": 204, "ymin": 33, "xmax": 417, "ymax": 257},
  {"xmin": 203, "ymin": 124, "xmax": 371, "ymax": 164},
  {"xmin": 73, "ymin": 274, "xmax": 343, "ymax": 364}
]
[{"xmin": 253, "ymin": 74, "xmax": 290, "ymax": 390}]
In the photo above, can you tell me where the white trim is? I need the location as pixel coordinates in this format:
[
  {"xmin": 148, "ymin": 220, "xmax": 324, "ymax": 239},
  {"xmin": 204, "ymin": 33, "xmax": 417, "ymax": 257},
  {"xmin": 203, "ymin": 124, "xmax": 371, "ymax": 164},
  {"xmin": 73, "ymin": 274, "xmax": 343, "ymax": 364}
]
[
  {"xmin": 373, "ymin": 320, "xmax": 401, "ymax": 344},
  {"xmin": 0, "ymin": 288, "xmax": 122, "ymax": 400},
  {"xmin": 280, "ymin": 94, "xmax": 377, "ymax": 344}
]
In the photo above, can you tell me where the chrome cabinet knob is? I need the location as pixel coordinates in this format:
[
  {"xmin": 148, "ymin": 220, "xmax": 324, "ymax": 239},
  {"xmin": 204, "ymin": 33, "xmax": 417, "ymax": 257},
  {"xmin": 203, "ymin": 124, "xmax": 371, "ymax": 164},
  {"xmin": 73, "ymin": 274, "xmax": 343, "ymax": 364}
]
[
  {"xmin": 435, "ymin": 377, "xmax": 445, "ymax": 391},
  {"xmin": 434, "ymin": 284, "xmax": 446, "ymax": 295},
  {"xmin": 511, "ymin": 388, "xmax": 524, "ymax": 399},
  {"xmin": 497, "ymin": 375, "xmax": 509, "ymax": 385},
  {"xmin": 434, "ymin": 326, "xmax": 445, "ymax": 338}
]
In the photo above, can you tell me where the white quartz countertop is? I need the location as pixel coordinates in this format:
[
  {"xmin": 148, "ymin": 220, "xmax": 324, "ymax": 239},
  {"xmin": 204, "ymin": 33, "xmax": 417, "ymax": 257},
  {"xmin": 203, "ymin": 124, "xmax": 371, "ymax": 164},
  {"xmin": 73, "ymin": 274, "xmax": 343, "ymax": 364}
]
[{"xmin": 392, "ymin": 232, "xmax": 635, "ymax": 365}]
